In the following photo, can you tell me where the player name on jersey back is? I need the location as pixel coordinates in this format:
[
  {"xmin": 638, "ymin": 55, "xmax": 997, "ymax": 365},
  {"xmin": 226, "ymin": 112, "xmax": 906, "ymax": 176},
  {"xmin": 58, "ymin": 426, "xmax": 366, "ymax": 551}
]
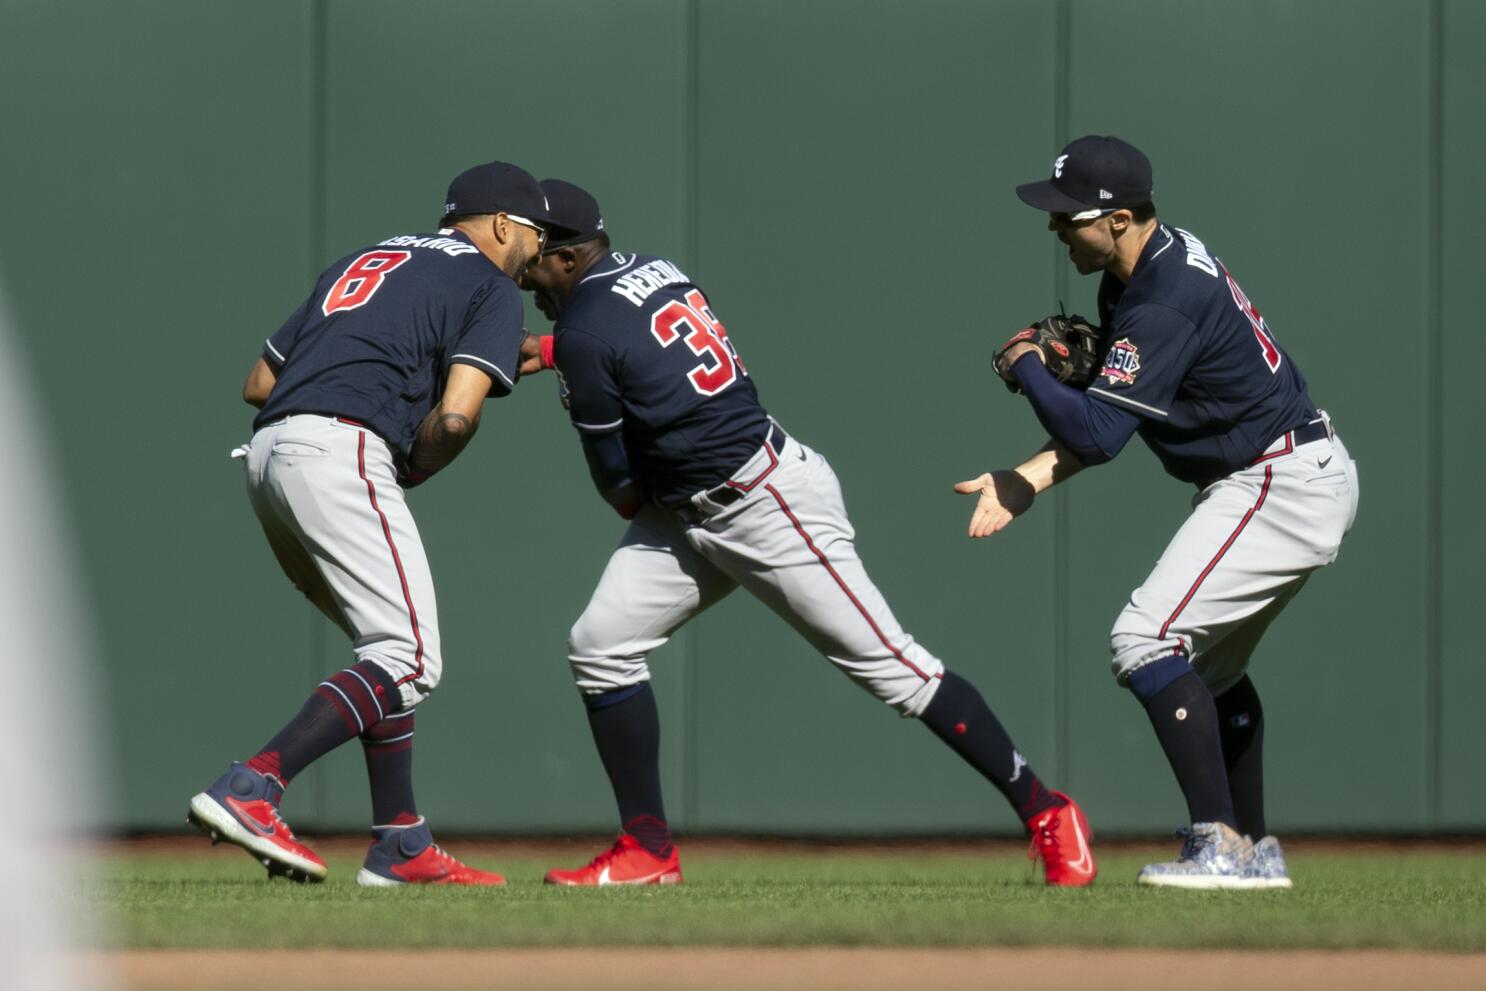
[
  {"xmin": 611, "ymin": 258, "xmax": 691, "ymax": 307},
  {"xmin": 378, "ymin": 233, "xmax": 480, "ymax": 256}
]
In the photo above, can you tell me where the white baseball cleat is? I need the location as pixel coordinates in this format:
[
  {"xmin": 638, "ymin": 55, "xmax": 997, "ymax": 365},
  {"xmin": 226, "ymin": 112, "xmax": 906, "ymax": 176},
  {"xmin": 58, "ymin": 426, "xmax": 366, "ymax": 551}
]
[
  {"xmin": 1137, "ymin": 822, "xmax": 1265, "ymax": 890},
  {"xmin": 1249, "ymin": 835, "xmax": 1294, "ymax": 889}
]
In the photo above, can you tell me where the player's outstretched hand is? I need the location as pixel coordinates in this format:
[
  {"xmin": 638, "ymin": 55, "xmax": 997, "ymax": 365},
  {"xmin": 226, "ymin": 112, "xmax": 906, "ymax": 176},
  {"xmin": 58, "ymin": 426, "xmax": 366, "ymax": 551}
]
[
  {"xmin": 952, "ymin": 471, "xmax": 1035, "ymax": 538},
  {"xmin": 518, "ymin": 331, "xmax": 551, "ymax": 377}
]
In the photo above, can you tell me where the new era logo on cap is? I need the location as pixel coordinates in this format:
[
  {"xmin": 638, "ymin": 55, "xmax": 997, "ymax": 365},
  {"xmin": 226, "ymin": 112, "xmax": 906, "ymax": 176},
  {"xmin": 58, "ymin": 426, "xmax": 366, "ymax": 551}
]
[
  {"xmin": 438, "ymin": 161, "xmax": 584, "ymax": 242},
  {"xmin": 1017, "ymin": 135, "xmax": 1154, "ymax": 214},
  {"xmin": 537, "ymin": 178, "xmax": 606, "ymax": 251}
]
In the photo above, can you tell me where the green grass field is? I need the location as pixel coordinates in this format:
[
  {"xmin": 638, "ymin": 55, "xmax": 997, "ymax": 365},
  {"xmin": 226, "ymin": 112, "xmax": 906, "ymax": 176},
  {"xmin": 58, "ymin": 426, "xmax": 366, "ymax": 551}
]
[{"xmin": 93, "ymin": 839, "xmax": 1486, "ymax": 953}]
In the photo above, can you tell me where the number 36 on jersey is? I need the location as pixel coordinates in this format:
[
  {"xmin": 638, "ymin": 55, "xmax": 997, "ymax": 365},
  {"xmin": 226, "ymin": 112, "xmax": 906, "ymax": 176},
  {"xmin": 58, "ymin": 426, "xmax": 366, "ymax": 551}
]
[{"xmin": 650, "ymin": 289, "xmax": 748, "ymax": 397}]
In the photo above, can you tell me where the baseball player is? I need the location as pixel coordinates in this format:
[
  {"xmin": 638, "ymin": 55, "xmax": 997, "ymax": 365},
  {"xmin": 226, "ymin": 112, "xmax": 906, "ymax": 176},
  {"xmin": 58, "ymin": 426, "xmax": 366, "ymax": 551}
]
[
  {"xmin": 187, "ymin": 160, "xmax": 565, "ymax": 885},
  {"xmin": 520, "ymin": 179, "xmax": 1096, "ymax": 887},
  {"xmin": 960, "ymin": 135, "xmax": 1359, "ymax": 888}
]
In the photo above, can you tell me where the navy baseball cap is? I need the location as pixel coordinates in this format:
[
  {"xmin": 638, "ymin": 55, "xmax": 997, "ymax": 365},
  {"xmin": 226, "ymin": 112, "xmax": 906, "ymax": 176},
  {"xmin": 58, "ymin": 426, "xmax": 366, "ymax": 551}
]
[
  {"xmin": 538, "ymin": 178, "xmax": 605, "ymax": 250},
  {"xmin": 441, "ymin": 160, "xmax": 577, "ymax": 236},
  {"xmin": 1016, "ymin": 135, "xmax": 1153, "ymax": 215}
]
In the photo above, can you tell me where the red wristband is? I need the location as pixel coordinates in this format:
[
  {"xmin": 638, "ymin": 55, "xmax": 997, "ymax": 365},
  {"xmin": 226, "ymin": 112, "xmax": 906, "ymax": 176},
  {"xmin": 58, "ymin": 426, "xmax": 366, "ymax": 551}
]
[{"xmin": 539, "ymin": 335, "xmax": 556, "ymax": 370}]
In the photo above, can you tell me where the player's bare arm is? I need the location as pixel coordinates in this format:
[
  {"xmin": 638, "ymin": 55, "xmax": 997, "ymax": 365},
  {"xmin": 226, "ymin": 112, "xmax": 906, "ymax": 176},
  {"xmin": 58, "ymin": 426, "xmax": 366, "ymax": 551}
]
[
  {"xmin": 406, "ymin": 363, "xmax": 493, "ymax": 480},
  {"xmin": 952, "ymin": 440, "xmax": 1085, "ymax": 538},
  {"xmin": 242, "ymin": 356, "xmax": 277, "ymax": 408}
]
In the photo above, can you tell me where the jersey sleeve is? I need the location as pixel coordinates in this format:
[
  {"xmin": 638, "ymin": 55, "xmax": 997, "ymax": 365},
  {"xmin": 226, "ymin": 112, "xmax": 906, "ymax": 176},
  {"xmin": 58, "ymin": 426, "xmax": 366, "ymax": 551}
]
[
  {"xmin": 1085, "ymin": 302, "xmax": 1200, "ymax": 422},
  {"xmin": 447, "ymin": 278, "xmax": 524, "ymax": 397},
  {"xmin": 553, "ymin": 326, "xmax": 624, "ymax": 435},
  {"xmin": 263, "ymin": 295, "xmax": 313, "ymax": 370}
]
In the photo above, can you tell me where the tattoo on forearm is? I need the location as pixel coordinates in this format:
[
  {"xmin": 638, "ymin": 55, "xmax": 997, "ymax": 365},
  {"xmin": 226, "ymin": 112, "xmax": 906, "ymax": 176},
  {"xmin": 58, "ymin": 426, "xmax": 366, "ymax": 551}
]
[
  {"xmin": 410, "ymin": 407, "xmax": 478, "ymax": 475},
  {"xmin": 436, "ymin": 412, "xmax": 471, "ymax": 436}
]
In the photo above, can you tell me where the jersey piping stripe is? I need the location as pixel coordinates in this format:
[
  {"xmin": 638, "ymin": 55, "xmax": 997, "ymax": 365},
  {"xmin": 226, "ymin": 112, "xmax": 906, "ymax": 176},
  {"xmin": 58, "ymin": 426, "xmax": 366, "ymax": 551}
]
[
  {"xmin": 450, "ymin": 353, "xmax": 515, "ymax": 390},
  {"xmin": 1149, "ymin": 226, "xmax": 1176, "ymax": 261},
  {"xmin": 575, "ymin": 418, "xmax": 625, "ymax": 433},
  {"xmin": 579, "ymin": 254, "xmax": 637, "ymax": 285},
  {"xmin": 1086, "ymin": 388, "xmax": 1169, "ymax": 418},
  {"xmin": 724, "ymin": 441, "xmax": 778, "ymax": 492},
  {"xmin": 1250, "ymin": 431, "xmax": 1294, "ymax": 465},
  {"xmin": 264, "ymin": 339, "xmax": 287, "ymax": 363},
  {"xmin": 355, "ymin": 430, "xmax": 426, "ymax": 688},
  {"xmin": 763, "ymin": 482, "xmax": 938, "ymax": 684},
  {"xmin": 1157, "ymin": 465, "xmax": 1274, "ymax": 641}
]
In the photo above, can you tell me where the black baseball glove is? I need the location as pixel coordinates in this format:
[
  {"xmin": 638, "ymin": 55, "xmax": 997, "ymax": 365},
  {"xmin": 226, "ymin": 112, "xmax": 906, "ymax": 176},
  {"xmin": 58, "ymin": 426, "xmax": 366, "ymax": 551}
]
[{"xmin": 992, "ymin": 314, "xmax": 1104, "ymax": 393}]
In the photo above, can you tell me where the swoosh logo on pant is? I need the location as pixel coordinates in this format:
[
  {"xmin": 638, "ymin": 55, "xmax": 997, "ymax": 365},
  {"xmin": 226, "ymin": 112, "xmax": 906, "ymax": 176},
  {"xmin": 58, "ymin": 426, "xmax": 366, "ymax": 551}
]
[{"xmin": 1319, "ymin": 456, "xmax": 1333, "ymax": 469}]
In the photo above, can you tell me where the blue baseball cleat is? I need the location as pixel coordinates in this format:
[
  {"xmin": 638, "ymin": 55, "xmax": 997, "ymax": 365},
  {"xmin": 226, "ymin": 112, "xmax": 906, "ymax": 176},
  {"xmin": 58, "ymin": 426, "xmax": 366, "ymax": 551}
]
[
  {"xmin": 356, "ymin": 816, "xmax": 505, "ymax": 887},
  {"xmin": 187, "ymin": 762, "xmax": 327, "ymax": 883}
]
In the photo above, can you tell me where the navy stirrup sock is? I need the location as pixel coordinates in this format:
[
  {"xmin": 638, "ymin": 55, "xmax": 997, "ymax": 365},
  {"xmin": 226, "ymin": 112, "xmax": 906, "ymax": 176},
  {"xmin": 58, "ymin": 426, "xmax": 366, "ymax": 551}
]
[
  {"xmin": 362, "ymin": 709, "xmax": 418, "ymax": 825},
  {"xmin": 247, "ymin": 660, "xmax": 402, "ymax": 785},
  {"xmin": 1128, "ymin": 654, "xmax": 1237, "ymax": 831},
  {"xmin": 1214, "ymin": 675, "xmax": 1266, "ymax": 838},
  {"xmin": 585, "ymin": 683, "xmax": 672, "ymax": 857},
  {"xmin": 920, "ymin": 670, "xmax": 1063, "ymax": 822}
]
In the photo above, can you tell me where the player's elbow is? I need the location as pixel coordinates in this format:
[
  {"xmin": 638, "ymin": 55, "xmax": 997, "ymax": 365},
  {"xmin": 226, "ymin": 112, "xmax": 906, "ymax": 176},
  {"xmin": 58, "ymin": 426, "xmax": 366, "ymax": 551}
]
[
  {"xmin": 242, "ymin": 382, "xmax": 270, "ymax": 409},
  {"xmin": 1071, "ymin": 441, "xmax": 1112, "ymax": 466},
  {"xmin": 431, "ymin": 405, "xmax": 482, "ymax": 446},
  {"xmin": 243, "ymin": 359, "xmax": 277, "ymax": 408}
]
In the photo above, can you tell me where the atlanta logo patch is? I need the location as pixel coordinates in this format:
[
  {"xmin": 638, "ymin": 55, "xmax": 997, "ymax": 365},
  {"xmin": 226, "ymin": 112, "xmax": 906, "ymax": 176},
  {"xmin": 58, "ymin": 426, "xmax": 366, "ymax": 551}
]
[{"xmin": 1101, "ymin": 337, "xmax": 1141, "ymax": 385}]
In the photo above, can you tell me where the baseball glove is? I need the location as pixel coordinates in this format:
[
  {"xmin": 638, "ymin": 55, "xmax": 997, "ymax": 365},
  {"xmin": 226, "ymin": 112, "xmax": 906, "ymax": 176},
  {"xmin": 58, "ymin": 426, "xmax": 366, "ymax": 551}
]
[{"xmin": 992, "ymin": 314, "xmax": 1104, "ymax": 393}]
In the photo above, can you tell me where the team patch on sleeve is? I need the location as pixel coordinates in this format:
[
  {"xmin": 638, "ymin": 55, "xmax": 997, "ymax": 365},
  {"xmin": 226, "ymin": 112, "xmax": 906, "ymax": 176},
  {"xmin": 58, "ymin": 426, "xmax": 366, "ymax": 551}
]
[{"xmin": 1100, "ymin": 338, "xmax": 1142, "ymax": 385}]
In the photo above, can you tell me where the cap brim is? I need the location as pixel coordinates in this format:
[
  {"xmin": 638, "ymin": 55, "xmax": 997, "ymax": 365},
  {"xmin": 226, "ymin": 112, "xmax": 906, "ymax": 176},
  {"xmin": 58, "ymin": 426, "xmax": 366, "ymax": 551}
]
[
  {"xmin": 542, "ymin": 227, "xmax": 603, "ymax": 251},
  {"xmin": 1015, "ymin": 180, "xmax": 1091, "ymax": 213},
  {"xmin": 523, "ymin": 206, "xmax": 586, "ymax": 246}
]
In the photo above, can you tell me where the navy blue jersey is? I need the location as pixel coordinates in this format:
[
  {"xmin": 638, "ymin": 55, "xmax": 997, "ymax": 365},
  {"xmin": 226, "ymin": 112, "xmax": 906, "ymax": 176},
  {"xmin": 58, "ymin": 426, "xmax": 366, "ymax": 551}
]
[
  {"xmin": 255, "ymin": 229, "xmax": 524, "ymax": 460},
  {"xmin": 1088, "ymin": 224, "xmax": 1316, "ymax": 484},
  {"xmin": 553, "ymin": 252, "xmax": 770, "ymax": 506}
]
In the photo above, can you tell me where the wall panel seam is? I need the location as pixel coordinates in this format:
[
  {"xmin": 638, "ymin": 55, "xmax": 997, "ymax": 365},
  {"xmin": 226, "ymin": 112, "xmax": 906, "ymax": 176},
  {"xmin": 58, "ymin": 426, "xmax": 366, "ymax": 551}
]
[
  {"xmin": 682, "ymin": 0, "xmax": 702, "ymax": 829},
  {"xmin": 309, "ymin": 0, "xmax": 329, "ymax": 827},
  {"xmin": 1425, "ymin": 0, "xmax": 1444, "ymax": 827},
  {"xmin": 1051, "ymin": 0, "xmax": 1073, "ymax": 787}
]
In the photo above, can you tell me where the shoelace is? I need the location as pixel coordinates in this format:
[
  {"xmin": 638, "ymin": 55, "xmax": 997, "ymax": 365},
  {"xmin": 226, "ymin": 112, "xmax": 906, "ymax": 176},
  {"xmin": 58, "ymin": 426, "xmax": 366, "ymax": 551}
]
[
  {"xmin": 1172, "ymin": 825, "xmax": 1197, "ymax": 858},
  {"xmin": 426, "ymin": 844, "xmax": 460, "ymax": 868},
  {"xmin": 253, "ymin": 801, "xmax": 299, "ymax": 840},
  {"xmin": 585, "ymin": 835, "xmax": 629, "ymax": 871},
  {"xmin": 1026, "ymin": 809, "xmax": 1060, "ymax": 864}
]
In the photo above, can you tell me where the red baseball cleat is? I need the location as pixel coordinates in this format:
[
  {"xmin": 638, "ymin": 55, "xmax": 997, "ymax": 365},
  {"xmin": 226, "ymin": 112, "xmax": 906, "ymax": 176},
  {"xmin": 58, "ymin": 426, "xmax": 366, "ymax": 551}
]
[
  {"xmin": 1026, "ymin": 790, "xmax": 1097, "ymax": 887},
  {"xmin": 187, "ymin": 763, "xmax": 328, "ymax": 883},
  {"xmin": 544, "ymin": 833, "xmax": 684, "ymax": 886},
  {"xmin": 356, "ymin": 819, "xmax": 506, "ymax": 887}
]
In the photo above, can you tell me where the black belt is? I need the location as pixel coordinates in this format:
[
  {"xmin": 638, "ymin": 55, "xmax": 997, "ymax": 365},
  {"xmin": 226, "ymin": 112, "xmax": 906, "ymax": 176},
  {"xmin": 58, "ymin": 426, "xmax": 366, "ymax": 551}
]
[
  {"xmin": 1291, "ymin": 419, "xmax": 1330, "ymax": 446},
  {"xmin": 699, "ymin": 423, "xmax": 788, "ymax": 509},
  {"xmin": 1251, "ymin": 415, "xmax": 1333, "ymax": 469}
]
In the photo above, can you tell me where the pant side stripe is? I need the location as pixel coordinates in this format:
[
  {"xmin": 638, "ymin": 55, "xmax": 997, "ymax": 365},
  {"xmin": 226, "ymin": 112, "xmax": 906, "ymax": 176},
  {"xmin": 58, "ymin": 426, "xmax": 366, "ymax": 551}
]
[
  {"xmin": 356, "ymin": 431, "xmax": 426, "ymax": 687},
  {"xmin": 1158, "ymin": 466, "xmax": 1275, "ymax": 641},
  {"xmin": 764, "ymin": 483, "xmax": 936, "ymax": 683}
]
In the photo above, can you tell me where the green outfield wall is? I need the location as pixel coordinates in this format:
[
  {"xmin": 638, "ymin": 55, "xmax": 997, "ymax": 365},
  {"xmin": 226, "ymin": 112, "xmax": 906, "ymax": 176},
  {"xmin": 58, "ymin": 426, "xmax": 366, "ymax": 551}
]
[{"xmin": 0, "ymin": 0, "xmax": 1480, "ymax": 834}]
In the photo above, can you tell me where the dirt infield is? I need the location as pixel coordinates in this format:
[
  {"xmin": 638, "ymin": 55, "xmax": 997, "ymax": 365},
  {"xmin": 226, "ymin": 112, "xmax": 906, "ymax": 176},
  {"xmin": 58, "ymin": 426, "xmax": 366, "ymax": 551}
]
[{"xmin": 103, "ymin": 947, "xmax": 1486, "ymax": 991}]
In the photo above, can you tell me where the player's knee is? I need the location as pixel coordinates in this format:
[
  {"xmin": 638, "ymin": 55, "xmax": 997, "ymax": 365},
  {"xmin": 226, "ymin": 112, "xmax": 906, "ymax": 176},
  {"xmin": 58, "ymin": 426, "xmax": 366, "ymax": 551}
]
[
  {"xmin": 1109, "ymin": 630, "xmax": 1182, "ymax": 684},
  {"xmin": 1109, "ymin": 631, "xmax": 1192, "ymax": 701},
  {"xmin": 568, "ymin": 654, "xmax": 649, "ymax": 695},
  {"xmin": 567, "ymin": 619, "xmax": 650, "ymax": 693},
  {"xmin": 566, "ymin": 615, "xmax": 606, "ymax": 664},
  {"xmin": 356, "ymin": 647, "xmax": 440, "ymax": 708}
]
